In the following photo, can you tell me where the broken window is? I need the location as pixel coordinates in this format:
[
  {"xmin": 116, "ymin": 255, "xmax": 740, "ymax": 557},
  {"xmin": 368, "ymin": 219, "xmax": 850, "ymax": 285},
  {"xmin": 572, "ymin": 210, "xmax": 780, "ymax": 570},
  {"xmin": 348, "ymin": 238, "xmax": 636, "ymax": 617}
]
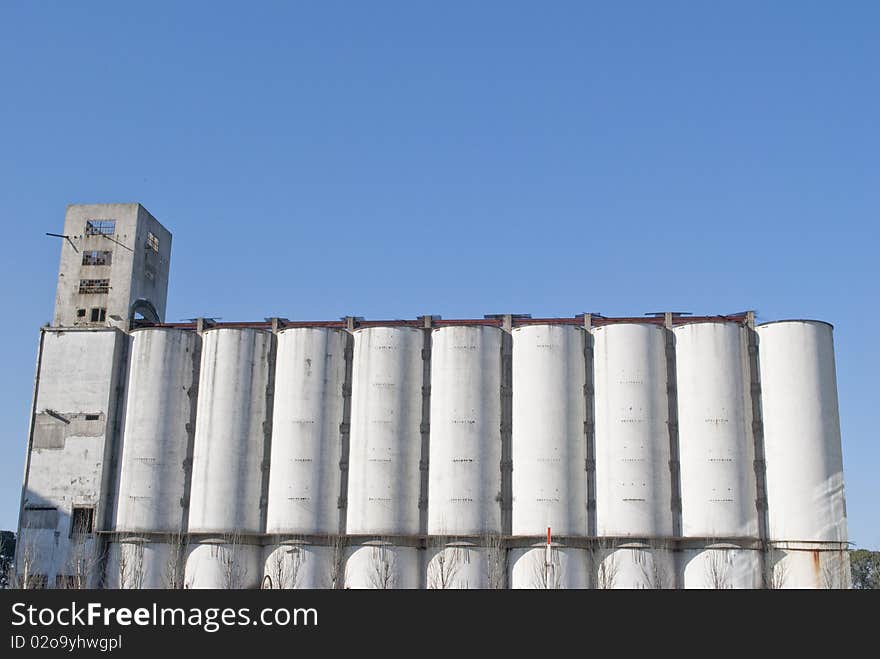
[
  {"xmin": 76, "ymin": 308, "xmax": 86, "ymax": 318},
  {"xmin": 89, "ymin": 308, "xmax": 106, "ymax": 322},
  {"xmin": 146, "ymin": 231, "xmax": 159, "ymax": 252},
  {"xmin": 82, "ymin": 250, "xmax": 112, "ymax": 266},
  {"xmin": 78, "ymin": 279, "xmax": 110, "ymax": 294},
  {"xmin": 85, "ymin": 220, "xmax": 116, "ymax": 236},
  {"xmin": 70, "ymin": 507, "xmax": 94, "ymax": 536}
]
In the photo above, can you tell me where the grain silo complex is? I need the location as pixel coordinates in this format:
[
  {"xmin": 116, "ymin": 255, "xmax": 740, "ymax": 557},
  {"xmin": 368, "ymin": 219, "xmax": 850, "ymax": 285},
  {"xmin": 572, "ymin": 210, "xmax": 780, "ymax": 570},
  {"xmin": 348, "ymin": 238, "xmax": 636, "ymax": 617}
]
[{"xmin": 15, "ymin": 204, "xmax": 850, "ymax": 589}]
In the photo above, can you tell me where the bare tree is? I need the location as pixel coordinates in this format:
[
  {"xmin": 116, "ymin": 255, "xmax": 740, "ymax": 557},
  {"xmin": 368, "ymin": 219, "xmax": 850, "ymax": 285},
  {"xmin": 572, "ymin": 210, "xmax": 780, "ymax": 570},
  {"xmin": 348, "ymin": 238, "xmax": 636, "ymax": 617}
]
[
  {"xmin": 705, "ymin": 549, "xmax": 732, "ymax": 590},
  {"xmin": 763, "ymin": 546, "xmax": 787, "ymax": 590},
  {"xmin": 9, "ymin": 536, "xmax": 44, "ymax": 589},
  {"xmin": 367, "ymin": 542, "xmax": 395, "ymax": 590},
  {"xmin": 117, "ymin": 541, "xmax": 145, "ymax": 589},
  {"xmin": 219, "ymin": 531, "xmax": 249, "ymax": 590},
  {"xmin": 594, "ymin": 542, "xmax": 619, "ymax": 590},
  {"xmin": 266, "ymin": 539, "xmax": 305, "ymax": 590},
  {"xmin": 326, "ymin": 534, "xmax": 347, "ymax": 589},
  {"xmin": 483, "ymin": 532, "xmax": 506, "ymax": 590},
  {"xmin": 637, "ymin": 548, "xmax": 669, "ymax": 590},
  {"xmin": 163, "ymin": 531, "xmax": 188, "ymax": 589},
  {"xmin": 427, "ymin": 537, "xmax": 461, "ymax": 589},
  {"xmin": 62, "ymin": 516, "xmax": 105, "ymax": 589},
  {"xmin": 821, "ymin": 550, "xmax": 849, "ymax": 590},
  {"xmin": 531, "ymin": 547, "xmax": 563, "ymax": 589}
]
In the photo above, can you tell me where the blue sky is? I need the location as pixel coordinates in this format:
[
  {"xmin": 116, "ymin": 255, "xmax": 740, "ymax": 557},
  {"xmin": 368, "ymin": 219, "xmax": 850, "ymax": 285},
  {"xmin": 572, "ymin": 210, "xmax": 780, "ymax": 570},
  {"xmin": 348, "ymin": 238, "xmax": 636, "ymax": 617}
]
[{"xmin": 1, "ymin": 2, "xmax": 877, "ymax": 548}]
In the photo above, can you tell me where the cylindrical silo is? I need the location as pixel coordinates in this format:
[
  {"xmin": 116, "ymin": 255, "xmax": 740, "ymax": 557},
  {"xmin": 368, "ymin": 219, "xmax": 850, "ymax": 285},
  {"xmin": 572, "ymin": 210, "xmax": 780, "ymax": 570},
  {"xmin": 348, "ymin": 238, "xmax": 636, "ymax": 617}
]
[
  {"xmin": 346, "ymin": 327, "xmax": 423, "ymax": 536},
  {"xmin": 756, "ymin": 321, "xmax": 847, "ymax": 545},
  {"xmin": 674, "ymin": 322, "xmax": 758, "ymax": 539},
  {"xmin": 682, "ymin": 545, "xmax": 762, "ymax": 589},
  {"xmin": 426, "ymin": 543, "xmax": 488, "ymax": 589},
  {"xmin": 428, "ymin": 325, "xmax": 502, "ymax": 536},
  {"xmin": 509, "ymin": 544, "xmax": 589, "ymax": 589},
  {"xmin": 263, "ymin": 542, "xmax": 341, "ymax": 589},
  {"xmin": 595, "ymin": 544, "xmax": 675, "ymax": 589},
  {"xmin": 593, "ymin": 323, "xmax": 672, "ymax": 537},
  {"xmin": 511, "ymin": 325, "xmax": 587, "ymax": 537},
  {"xmin": 266, "ymin": 328, "xmax": 349, "ymax": 535},
  {"xmin": 188, "ymin": 328, "xmax": 273, "ymax": 534},
  {"xmin": 115, "ymin": 329, "xmax": 200, "ymax": 533},
  {"xmin": 344, "ymin": 542, "xmax": 420, "ymax": 589},
  {"xmin": 184, "ymin": 539, "xmax": 262, "ymax": 589}
]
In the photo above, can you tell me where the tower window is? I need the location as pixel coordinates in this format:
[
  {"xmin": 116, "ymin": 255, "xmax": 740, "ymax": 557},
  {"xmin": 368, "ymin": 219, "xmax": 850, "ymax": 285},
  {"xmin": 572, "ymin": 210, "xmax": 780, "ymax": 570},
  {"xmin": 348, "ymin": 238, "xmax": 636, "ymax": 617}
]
[
  {"xmin": 79, "ymin": 279, "xmax": 110, "ymax": 294},
  {"xmin": 85, "ymin": 220, "xmax": 116, "ymax": 236},
  {"xmin": 146, "ymin": 231, "xmax": 159, "ymax": 252},
  {"xmin": 90, "ymin": 308, "xmax": 106, "ymax": 322},
  {"xmin": 76, "ymin": 308, "xmax": 86, "ymax": 318},
  {"xmin": 70, "ymin": 507, "xmax": 94, "ymax": 535},
  {"xmin": 82, "ymin": 250, "xmax": 112, "ymax": 266}
]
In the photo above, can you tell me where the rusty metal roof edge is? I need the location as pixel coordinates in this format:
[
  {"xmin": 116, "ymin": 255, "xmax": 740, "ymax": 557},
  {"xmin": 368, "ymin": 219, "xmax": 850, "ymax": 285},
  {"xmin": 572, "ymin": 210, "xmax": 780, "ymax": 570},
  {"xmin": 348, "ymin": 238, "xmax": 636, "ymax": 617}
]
[{"xmin": 134, "ymin": 312, "xmax": 759, "ymax": 332}]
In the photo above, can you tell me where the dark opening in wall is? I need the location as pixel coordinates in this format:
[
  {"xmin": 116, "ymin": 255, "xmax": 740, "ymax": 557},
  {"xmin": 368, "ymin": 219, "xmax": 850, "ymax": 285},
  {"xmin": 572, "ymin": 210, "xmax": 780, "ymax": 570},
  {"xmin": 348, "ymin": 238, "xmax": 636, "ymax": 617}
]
[
  {"xmin": 70, "ymin": 507, "xmax": 94, "ymax": 536},
  {"xmin": 76, "ymin": 309, "xmax": 86, "ymax": 318},
  {"xmin": 85, "ymin": 220, "xmax": 115, "ymax": 236},
  {"xmin": 78, "ymin": 279, "xmax": 109, "ymax": 294},
  {"xmin": 82, "ymin": 250, "xmax": 112, "ymax": 266},
  {"xmin": 89, "ymin": 308, "xmax": 106, "ymax": 322},
  {"xmin": 85, "ymin": 414, "xmax": 99, "ymax": 421},
  {"xmin": 22, "ymin": 506, "xmax": 58, "ymax": 529}
]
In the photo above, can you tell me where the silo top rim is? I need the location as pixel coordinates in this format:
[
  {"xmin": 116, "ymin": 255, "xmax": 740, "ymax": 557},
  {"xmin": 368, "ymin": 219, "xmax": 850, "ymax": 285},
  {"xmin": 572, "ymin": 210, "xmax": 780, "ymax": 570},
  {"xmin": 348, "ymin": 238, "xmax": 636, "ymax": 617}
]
[
  {"xmin": 756, "ymin": 319, "xmax": 834, "ymax": 330},
  {"xmin": 200, "ymin": 326, "xmax": 270, "ymax": 334},
  {"xmin": 129, "ymin": 326, "xmax": 188, "ymax": 334}
]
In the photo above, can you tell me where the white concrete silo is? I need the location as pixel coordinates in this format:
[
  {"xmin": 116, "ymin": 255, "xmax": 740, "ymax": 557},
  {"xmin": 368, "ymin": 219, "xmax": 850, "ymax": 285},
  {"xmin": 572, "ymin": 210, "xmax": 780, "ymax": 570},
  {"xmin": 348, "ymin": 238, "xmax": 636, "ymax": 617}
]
[
  {"xmin": 593, "ymin": 323, "xmax": 672, "ymax": 538},
  {"xmin": 188, "ymin": 328, "xmax": 273, "ymax": 534},
  {"xmin": 756, "ymin": 321, "xmax": 847, "ymax": 544},
  {"xmin": 511, "ymin": 325, "xmax": 587, "ymax": 537},
  {"xmin": 674, "ymin": 322, "xmax": 758, "ymax": 539},
  {"xmin": 115, "ymin": 328, "xmax": 200, "ymax": 534},
  {"xmin": 266, "ymin": 328, "xmax": 348, "ymax": 535},
  {"xmin": 756, "ymin": 320, "xmax": 848, "ymax": 589},
  {"xmin": 428, "ymin": 325, "xmax": 502, "ymax": 536},
  {"xmin": 345, "ymin": 327, "xmax": 423, "ymax": 535}
]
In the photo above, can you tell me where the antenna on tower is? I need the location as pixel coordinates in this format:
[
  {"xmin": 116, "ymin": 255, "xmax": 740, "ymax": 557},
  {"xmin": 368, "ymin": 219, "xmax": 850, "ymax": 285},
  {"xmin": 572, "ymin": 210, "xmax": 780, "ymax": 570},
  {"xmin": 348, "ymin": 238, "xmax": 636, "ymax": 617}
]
[{"xmin": 45, "ymin": 232, "xmax": 79, "ymax": 253}]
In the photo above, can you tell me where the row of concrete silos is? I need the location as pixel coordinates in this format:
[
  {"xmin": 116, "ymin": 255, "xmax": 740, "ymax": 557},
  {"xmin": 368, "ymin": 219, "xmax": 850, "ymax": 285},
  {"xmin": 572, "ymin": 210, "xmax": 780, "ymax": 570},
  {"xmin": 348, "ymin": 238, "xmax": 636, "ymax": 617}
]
[{"xmin": 106, "ymin": 318, "xmax": 848, "ymax": 588}]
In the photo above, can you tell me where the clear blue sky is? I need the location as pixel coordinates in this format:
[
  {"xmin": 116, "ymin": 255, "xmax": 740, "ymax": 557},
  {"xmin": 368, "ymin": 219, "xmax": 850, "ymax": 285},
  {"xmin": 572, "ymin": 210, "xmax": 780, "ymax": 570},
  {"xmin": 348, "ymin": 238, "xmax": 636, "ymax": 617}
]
[{"xmin": 1, "ymin": 2, "xmax": 877, "ymax": 548}]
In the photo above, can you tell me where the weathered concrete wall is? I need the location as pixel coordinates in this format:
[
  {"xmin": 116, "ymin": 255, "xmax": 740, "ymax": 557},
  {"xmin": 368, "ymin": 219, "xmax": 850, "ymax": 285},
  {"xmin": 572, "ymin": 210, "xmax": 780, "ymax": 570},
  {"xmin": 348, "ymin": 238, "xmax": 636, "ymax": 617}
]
[{"xmin": 18, "ymin": 328, "xmax": 127, "ymax": 586}]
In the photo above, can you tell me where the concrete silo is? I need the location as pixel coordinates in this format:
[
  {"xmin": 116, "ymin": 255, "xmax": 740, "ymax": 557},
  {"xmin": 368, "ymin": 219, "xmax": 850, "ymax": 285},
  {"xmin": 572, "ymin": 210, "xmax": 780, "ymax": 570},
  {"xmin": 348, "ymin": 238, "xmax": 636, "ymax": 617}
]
[
  {"xmin": 757, "ymin": 320, "xmax": 849, "ymax": 588},
  {"xmin": 344, "ymin": 326, "xmax": 423, "ymax": 588},
  {"xmin": 110, "ymin": 328, "xmax": 200, "ymax": 588},
  {"xmin": 509, "ymin": 324, "xmax": 588, "ymax": 588},
  {"xmin": 426, "ymin": 325, "xmax": 503, "ymax": 588},
  {"xmin": 185, "ymin": 328, "xmax": 272, "ymax": 588},
  {"xmin": 674, "ymin": 321, "xmax": 760, "ymax": 588},
  {"xmin": 593, "ymin": 323, "xmax": 674, "ymax": 588}
]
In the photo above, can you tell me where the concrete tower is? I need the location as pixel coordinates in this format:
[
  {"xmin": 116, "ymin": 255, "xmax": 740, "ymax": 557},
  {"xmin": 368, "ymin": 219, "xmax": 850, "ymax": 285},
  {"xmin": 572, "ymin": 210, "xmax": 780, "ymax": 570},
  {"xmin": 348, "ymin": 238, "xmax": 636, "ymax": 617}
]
[
  {"xmin": 15, "ymin": 204, "xmax": 171, "ymax": 589},
  {"xmin": 52, "ymin": 203, "xmax": 171, "ymax": 328}
]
